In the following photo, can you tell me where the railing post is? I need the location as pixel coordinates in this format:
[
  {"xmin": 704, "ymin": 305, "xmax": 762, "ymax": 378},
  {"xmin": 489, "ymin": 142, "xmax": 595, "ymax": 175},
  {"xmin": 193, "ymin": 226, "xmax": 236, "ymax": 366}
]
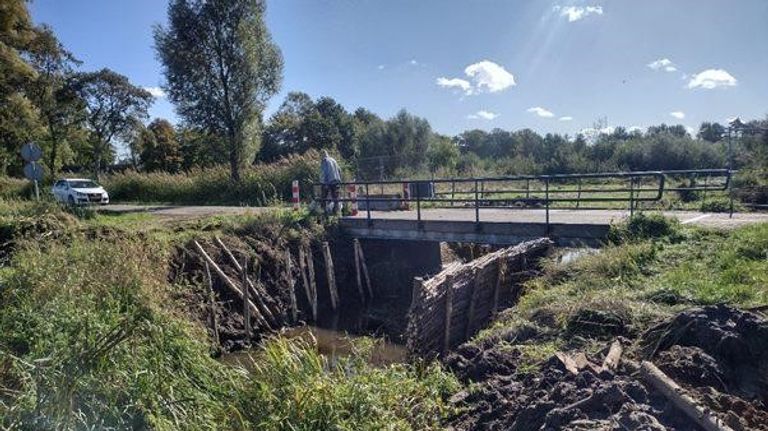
[
  {"xmin": 545, "ymin": 177, "xmax": 550, "ymax": 234},
  {"xmin": 526, "ymin": 179, "xmax": 530, "ymax": 200},
  {"xmin": 365, "ymin": 184, "xmax": 372, "ymax": 227},
  {"xmin": 576, "ymin": 179, "xmax": 582, "ymax": 209},
  {"xmin": 474, "ymin": 179, "xmax": 480, "ymax": 225},
  {"xmin": 416, "ymin": 182, "xmax": 422, "ymax": 226},
  {"xmin": 450, "ymin": 180, "xmax": 456, "ymax": 207},
  {"xmin": 291, "ymin": 180, "xmax": 300, "ymax": 211},
  {"xmin": 629, "ymin": 177, "xmax": 635, "ymax": 217}
]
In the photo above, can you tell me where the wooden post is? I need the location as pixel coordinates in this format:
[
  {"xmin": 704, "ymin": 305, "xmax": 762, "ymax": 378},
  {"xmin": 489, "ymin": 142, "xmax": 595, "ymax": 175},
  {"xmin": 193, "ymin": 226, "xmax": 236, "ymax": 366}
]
[
  {"xmin": 353, "ymin": 240, "xmax": 365, "ymax": 302},
  {"xmin": 465, "ymin": 269, "xmax": 481, "ymax": 339},
  {"xmin": 356, "ymin": 239, "xmax": 373, "ymax": 298},
  {"xmin": 193, "ymin": 241, "xmax": 268, "ymax": 328},
  {"xmin": 242, "ymin": 258, "xmax": 252, "ymax": 338},
  {"xmin": 285, "ymin": 250, "xmax": 298, "ymax": 322},
  {"xmin": 297, "ymin": 246, "xmax": 315, "ymax": 320},
  {"xmin": 641, "ymin": 361, "xmax": 735, "ymax": 431},
  {"xmin": 305, "ymin": 245, "xmax": 318, "ymax": 319},
  {"xmin": 322, "ymin": 242, "xmax": 339, "ymax": 310},
  {"xmin": 205, "ymin": 261, "xmax": 220, "ymax": 347},
  {"xmin": 443, "ymin": 276, "xmax": 455, "ymax": 354},
  {"xmin": 492, "ymin": 259, "xmax": 506, "ymax": 315},
  {"xmin": 214, "ymin": 236, "xmax": 279, "ymax": 326}
]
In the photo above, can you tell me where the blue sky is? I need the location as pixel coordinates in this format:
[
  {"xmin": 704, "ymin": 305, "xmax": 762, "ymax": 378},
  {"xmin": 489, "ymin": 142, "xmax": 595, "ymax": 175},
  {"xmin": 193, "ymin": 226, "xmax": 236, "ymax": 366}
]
[{"xmin": 30, "ymin": 0, "xmax": 768, "ymax": 137}]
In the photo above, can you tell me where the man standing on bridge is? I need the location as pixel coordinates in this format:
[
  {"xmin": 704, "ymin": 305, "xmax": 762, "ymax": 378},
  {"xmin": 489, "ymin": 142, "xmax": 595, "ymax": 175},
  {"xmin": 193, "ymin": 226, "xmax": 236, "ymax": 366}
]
[{"xmin": 320, "ymin": 150, "xmax": 342, "ymax": 215}]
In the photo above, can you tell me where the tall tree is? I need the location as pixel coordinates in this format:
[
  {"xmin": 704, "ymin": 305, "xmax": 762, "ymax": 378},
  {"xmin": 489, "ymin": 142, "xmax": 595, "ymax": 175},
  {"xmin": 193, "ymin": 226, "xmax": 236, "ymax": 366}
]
[
  {"xmin": 26, "ymin": 26, "xmax": 83, "ymax": 175},
  {"xmin": 71, "ymin": 69, "xmax": 152, "ymax": 177},
  {"xmin": 155, "ymin": 0, "xmax": 283, "ymax": 181},
  {"xmin": 140, "ymin": 118, "xmax": 182, "ymax": 172}
]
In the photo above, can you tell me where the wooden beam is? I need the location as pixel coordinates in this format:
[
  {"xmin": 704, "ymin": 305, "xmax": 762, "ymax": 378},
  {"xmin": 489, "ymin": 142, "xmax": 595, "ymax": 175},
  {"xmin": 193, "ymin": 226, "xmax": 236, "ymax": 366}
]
[
  {"xmin": 285, "ymin": 249, "xmax": 297, "ymax": 323},
  {"xmin": 443, "ymin": 276, "xmax": 455, "ymax": 354},
  {"xmin": 640, "ymin": 361, "xmax": 735, "ymax": 431},
  {"xmin": 297, "ymin": 246, "xmax": 315, "ymax": 321},
  {"xmin": 492, "ymin": 259, "xmax": 506, "ymax": 315},
  {"xmin": 465, "ymin": 269, "xmax": 481, "ymax": 339},
  {"xmin": 204, "ymin": 261, "xmax": 220, "ymax": 348},
  {"xmin": 601, "ymin": 340, "xmax": 623, "ymax": 372},
  {"xmin": 353, "ymin": 240, "xmax": 365, "ymax": 302},
  {"xmin": 242, "ymin": 258, "xmax": 252, "ymax": 338},
  {"xmin": 193, "ymin": 240, "xmax": 268, "ymax": 329},
  {"xmin": 356, "ymin": 239, "xmax": 373, "ymax": 298},
  {"xmin": 305, "ymin": 245, "xmax": 318, "ymax": 320},
  {"xmin": 322, "ymin": 242, "xmax": 339, "ymax": 310}
]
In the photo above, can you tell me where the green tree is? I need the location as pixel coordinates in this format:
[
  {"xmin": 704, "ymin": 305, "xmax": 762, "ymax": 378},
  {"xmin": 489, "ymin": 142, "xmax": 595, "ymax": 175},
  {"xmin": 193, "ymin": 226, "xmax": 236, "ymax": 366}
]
[
  {"xmin": 426, "ymin": 135, "xmax": 459, "ymax": 173},
  {"xmin": 71, "ymin": 69, "xmax": 152, "ymax": 177},
  {"xmin": 26, "ymin": 26, "xmax": 84, "ymax": 175},
  {"xmin": 155, "ymin": 0, "xmax": 283, "ymax": 181},
  {"xmin": 140, "ymin": 118, "xmax": 182, "ymax": 172},
  {"xmin": 698, "ymin": 122, "xmax": 726, "ymax": 143}
]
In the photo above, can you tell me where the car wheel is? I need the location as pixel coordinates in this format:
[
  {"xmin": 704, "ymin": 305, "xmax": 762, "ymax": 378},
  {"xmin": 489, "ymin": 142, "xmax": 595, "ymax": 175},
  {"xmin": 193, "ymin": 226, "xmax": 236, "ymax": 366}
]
[{"xmin": 68, "ymin": 195, "xmax": 75, "ymax": 206}]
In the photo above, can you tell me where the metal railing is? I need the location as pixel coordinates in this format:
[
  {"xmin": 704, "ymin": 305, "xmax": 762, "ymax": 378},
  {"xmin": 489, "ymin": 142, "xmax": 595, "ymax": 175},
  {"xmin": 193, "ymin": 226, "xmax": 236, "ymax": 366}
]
[{"xmin": 312, "ymin": 169, "xmax": 733, "ymax": 229}]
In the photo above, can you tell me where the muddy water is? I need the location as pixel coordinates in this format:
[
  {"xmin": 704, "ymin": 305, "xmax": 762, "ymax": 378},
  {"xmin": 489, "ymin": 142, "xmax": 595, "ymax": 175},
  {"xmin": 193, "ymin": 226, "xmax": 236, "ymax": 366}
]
[{"xmin": 221, "ymin": 325, "xmax": 408, "ymax": 369}]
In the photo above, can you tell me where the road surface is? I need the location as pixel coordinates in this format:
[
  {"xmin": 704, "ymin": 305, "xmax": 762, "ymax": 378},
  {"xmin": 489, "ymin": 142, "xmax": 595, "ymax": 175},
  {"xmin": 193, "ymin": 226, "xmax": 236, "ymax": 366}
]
[{"xmin": 101, "ymin": 204, "xmax": 768, "ymax": 229}]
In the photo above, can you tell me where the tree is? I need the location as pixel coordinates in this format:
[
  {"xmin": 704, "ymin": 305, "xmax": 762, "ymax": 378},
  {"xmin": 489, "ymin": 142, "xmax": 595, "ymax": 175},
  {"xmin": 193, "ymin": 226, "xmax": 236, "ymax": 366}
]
[
  {"xmin": 26, "ymin": 26, "xmax": 84, "ymax": 175},
  {"xmin": 71, "ymin": 69, "xmax": 152, "ymax": 177},
  {"xmin": 155, "ymin": 0, "xmax": 283, "ymax": 181},
  {"xmin": 140, "ymin": 119, "xmax": 182, "ymax": 172},
  {"xmin": 698, "ymin": 122, "xmax": 725, "ymax": 143}
]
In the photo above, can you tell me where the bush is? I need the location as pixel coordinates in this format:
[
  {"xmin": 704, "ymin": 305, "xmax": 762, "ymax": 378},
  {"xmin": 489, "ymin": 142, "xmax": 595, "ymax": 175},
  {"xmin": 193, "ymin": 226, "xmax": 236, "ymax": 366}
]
[
  {"xmin": 608, "ymin": 213, "xmax": 682, "ymax": 243},
  {"xmin": 0, "ymin": 177, "xmax": 32, "ymax": 199},
  {"xmin": 102, "ymin": 150, "xmax": 328, "ymax": 205},
  {"xmin": 700, "ymin": 197, "xmax": 735, "ymax": 213}
]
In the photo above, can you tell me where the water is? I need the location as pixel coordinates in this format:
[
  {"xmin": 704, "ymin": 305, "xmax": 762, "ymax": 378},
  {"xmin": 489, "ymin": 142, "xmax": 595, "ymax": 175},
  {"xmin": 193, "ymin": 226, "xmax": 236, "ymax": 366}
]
[
  {"xmin": 557, "ymin": 247, "xmax": 600, "ymax": 265},
  {"xmin": 221, "ymin": 325, "xmax": 408, "ymax": 369}
]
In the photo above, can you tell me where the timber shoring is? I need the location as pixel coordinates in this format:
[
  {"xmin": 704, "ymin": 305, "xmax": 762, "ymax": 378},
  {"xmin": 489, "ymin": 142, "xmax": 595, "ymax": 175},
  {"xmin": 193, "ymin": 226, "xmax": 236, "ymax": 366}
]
[{"xmin": 405, "ymin": 238, "xmax": 553, "ymax": 357}]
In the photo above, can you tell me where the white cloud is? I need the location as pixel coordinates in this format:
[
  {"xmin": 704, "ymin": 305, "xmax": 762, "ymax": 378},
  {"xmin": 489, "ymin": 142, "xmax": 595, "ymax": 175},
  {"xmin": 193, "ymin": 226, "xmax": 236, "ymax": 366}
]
[
  {"xmin": 467, "ymin": 110, "xmax": 499, "ymax": 120},
  {"xmin": 670, "ymin": 111, "xmax": 686, "ymax": 120},
  {"xmin": 144, "ymin": 86, "xmax": 166, "ymax": 98},
  {"xmin": 436, "ymin": 77, "xmax": 472, "ymax": 93},
  {"xmin": 648, "ymin": 58, "xmax": 677, "ymax": 72},
  {"xmin": 464, "ymin": 60, "xmax": 516, "ymax": 93},
  {"xmin": 628, "ymin": 126, "xmax": 643, "ymax": 133},
  {"xmin": 377, "ymin": 64, "xmax": 385, "ymax": 70},
  {"xmin": 687, "ymin": 69, "xmax": 737, "ymax": 90},
  {"xmin": 527, "ymin": 107, "xmax": 555, "ymax": 118},
  {"xmin": 554, "ymin": 5, "xmax": 604, "ymax": 22},
  {"xmin": 410, "ymin": 59, "xmax": 418, "ymax": 66},
  {"xmin": 437, "ymin": 60, "xmax": 516, "ymax": 95},
  {"xmin": 559, "ymin": 116, "xmax": 573, "ymax": 121},
  {"xmin": 685, "ymin": 126, "xmax": 696, "ymax": 136},
  {"xmin": 579, "ymin": 126, "xmax": 615, "ymax": 142}
]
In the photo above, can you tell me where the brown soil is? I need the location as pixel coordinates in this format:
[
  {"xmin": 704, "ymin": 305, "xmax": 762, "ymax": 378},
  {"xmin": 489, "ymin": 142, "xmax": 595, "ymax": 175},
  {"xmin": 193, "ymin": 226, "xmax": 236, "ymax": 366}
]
[{"xmin": 445, "ymin": 305, "xmax": 768, "ymax": 430}]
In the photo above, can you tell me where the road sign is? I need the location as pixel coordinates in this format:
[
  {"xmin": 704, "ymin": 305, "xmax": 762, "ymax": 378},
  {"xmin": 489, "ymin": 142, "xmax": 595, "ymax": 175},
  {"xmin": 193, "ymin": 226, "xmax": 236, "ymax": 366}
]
[
  {"xmin": 23, "ymin": 162, "xmax": 44, "ymax": 182},
  {"xmin": 21, "ymin": 143, "xmax": 42, "ymax": 162}
]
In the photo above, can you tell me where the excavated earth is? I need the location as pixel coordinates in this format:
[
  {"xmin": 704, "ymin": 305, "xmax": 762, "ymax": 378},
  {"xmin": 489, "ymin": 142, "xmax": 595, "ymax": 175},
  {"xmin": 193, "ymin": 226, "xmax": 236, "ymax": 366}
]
[{"xmin": 445, "ymin": 305, "xmax": 768, "ymax": 430}]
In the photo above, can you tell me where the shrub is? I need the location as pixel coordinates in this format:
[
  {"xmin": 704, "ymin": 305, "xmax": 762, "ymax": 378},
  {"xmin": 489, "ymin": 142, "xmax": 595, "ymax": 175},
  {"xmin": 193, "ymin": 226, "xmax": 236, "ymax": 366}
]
[
  {"xmin": 700, "ymin": 197, "xmax": 735, "ymax": 213},
  {"xmin": 0, "ymin": 177, "xmax": 32, "ymax": 199},
  {"xmin": 102, "ymin": 150, "xmax": 328, "ymax": 205},
  {"xmin": 608, "ymin": 213, "xmax": 682, "ymax": 243}
]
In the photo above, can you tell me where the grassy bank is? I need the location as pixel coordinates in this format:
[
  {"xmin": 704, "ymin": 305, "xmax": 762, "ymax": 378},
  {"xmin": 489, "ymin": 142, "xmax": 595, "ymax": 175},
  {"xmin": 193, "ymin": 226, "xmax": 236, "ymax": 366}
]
[
  {"xmin": 475, "ymin": 213, "xmax": 768, "ymax": 366},
  {"xmin": 0, "ymin": 200, "xmax": 457, "ymax": 430}
]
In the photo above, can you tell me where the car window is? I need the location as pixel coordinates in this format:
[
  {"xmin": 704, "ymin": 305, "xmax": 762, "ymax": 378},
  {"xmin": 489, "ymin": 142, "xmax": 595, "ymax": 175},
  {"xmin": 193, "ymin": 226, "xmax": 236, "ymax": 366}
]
[
  {"xmin": 67, "ymin": 180, "xmax": 99, "ymax": 188},
  {"xmin": 54, "ymin": 180, "xmax": 63, "ymax": 188}
]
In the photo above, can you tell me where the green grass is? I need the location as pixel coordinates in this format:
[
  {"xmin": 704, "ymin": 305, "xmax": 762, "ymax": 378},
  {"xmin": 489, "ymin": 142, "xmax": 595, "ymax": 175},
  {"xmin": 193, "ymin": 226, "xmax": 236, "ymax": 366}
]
[
  {"xmin": 0, "ymin": 200, "xmax": 457, "ymax": 430},
  {"xmin": 474, "ymin": 215, "xmax": 768, "ymax": 367}
]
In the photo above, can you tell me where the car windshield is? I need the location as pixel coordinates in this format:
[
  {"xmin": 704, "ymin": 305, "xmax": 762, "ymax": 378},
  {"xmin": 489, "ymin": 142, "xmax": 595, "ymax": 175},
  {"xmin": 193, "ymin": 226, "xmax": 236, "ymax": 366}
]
[{"xmin": 68, "ymin": 180, "xmax": 99, "ymax": 189}]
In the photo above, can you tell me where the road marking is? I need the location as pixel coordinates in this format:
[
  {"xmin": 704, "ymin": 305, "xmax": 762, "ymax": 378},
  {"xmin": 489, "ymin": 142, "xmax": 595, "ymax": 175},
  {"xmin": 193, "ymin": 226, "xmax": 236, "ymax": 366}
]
[{"xmin": 681, "ymin": 214, "xmax": 711, "ymax": 225}]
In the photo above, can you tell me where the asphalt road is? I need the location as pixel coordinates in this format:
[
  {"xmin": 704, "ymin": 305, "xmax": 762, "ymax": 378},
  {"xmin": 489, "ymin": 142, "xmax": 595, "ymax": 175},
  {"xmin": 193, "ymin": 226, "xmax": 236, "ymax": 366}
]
[{"xmin": 101, "ymin": 204, "xmax": 768, "ymax": 229}]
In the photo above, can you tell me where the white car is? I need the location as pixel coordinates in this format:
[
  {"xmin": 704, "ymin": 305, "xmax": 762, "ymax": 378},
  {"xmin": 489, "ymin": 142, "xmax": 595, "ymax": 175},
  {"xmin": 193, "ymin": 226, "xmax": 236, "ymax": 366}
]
[{"xmin": 52, "ymin": 178, "xmax": 110, "ymax": 205}]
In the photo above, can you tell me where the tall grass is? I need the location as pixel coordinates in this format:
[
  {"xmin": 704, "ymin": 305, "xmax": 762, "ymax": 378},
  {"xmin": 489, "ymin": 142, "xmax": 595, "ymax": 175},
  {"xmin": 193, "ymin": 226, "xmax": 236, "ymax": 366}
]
[
  {"xmin": 0, "ymin": 177, "xmax": 31, "ymax": 199},
  {"xmin": 0, "ymin": 202, "xmax": 457, "ymax": 430},
  {"xmin": 102, "ymin": 150, "xmax": 324, "ymax": 205}
]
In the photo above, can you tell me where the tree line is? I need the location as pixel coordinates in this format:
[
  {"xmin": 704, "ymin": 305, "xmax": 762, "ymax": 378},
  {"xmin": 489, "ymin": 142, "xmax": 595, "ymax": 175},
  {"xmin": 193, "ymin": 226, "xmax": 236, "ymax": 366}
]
[{"xmin": 2, "ymin": 0, "xmax": 766, "ymax": 184}]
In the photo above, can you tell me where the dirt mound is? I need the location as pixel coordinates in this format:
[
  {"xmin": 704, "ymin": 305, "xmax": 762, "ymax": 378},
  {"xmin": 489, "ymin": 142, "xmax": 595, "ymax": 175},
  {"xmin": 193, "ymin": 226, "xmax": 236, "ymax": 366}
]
[{"xmin": 446, "ymin": 305, "xmax": 768, "ymax": 430}]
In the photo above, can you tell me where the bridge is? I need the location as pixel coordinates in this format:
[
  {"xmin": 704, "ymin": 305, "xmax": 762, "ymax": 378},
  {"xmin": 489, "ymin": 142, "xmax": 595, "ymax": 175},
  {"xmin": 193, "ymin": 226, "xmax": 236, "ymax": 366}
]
[{"xmin": 316, "ymin": 169, "xmax": 768, "ymax": 246}]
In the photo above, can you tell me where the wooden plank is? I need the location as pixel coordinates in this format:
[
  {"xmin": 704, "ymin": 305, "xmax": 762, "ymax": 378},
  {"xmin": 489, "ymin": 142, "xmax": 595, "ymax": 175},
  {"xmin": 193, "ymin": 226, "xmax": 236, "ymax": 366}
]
[
  {"xmin": 213, "ymin": 236, "xmax": 279, "ymax": 326},
  {"xmin": 305, "ymin": 245, "xmax": 318, "ymax": 319},
  {"xmin": 322, "ymin": 242, "xmax": 339, "ymax": 310},
  {"xmin": 465, "ymin": 269, "xmax": 481, "ymax": 339},
  {"xmin": 356, "ymin": 239, "xmax": 373, "ymax": 298},
  {"xmin": 353, "ymin": 240, "xmax": 365, "ymax": 302},
  {"xmin": 193, "ymin": 240, "xmax": 268, "ymax": 329},
  {"xmin": 492, "ymin": 258, "xmax": 506, "ymax": 315},
  {"xmin": 285, "ymin": 249, "xmax": 298, "ymax": 323},
  {"xmin": 443, "ymin": 276, "xmax": 455, "ymax": 354},
  {"xmin": 204, "ymin": 261, "xmax": 220, "ymax": 348},
  {"xmin": 641, "ymin": 361, "xmax": 734, "ymax": 431},
  {"xmin": 297, "ymin": 246, "xmax": 313, "ymax": 320},
  {"xmin": 602, "ymin": 340, "xmax": 623, "ymax": 372},
  {"xmin": 242, "ymin": 258, "xmax": 252, "ymax": 338}
]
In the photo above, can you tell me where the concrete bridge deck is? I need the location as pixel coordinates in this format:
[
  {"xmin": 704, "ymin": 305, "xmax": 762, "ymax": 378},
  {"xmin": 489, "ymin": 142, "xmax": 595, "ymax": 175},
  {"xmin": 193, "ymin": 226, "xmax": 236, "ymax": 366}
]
[{"xmin": 341, "ymin": 209, "xmax": 768, "ymax": 246}]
